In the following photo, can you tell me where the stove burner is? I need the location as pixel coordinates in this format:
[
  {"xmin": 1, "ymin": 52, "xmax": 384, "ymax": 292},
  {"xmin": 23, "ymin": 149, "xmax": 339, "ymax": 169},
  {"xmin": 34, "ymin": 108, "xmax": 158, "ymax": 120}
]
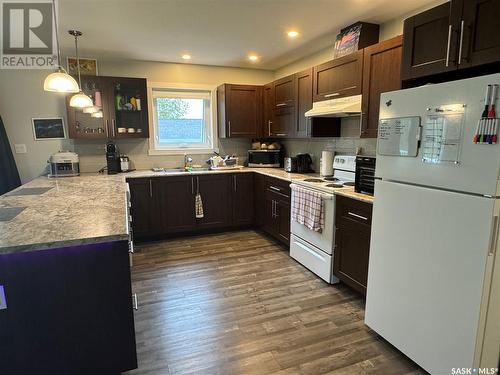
[
  {"xmin": 343, "ymin": 181, "xmax": 355, "ymax": 186},
  {"xmin": 326, "ymin": 183, "xmax": 344, "ymax": 188},
  {"xmin": 323, "ymin": 177, "xmax": 340, "ymax": 182},
  {"xmin": 303, "ymin": 178, "xmax": 324, "ymax": 183}
]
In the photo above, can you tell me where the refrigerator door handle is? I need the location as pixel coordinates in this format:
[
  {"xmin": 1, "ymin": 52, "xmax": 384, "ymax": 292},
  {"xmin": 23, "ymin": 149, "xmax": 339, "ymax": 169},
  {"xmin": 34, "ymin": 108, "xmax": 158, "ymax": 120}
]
[{"xmin": 489, "ymin": 215, "xmax": 499, "ymax": 256}]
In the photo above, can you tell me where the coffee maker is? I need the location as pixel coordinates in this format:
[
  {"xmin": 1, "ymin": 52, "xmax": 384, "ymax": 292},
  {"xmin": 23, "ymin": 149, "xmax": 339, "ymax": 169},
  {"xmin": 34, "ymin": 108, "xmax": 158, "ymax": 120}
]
[{"xmin": 106, "ymin": 141, "xmax": 121, "ymax": 174}]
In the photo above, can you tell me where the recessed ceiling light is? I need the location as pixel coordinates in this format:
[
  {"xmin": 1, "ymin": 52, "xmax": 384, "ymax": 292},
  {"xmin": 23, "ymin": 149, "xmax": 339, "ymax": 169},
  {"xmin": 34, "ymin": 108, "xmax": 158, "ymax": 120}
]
[
  {"xmin": 287, "ymin": 30, "xmax": 299, "ymax": 38},
  {"xmin": 248, "ymin": 54, "xmax": 259, "ymax": 62},
  {"xmin": 181, "ymin": 54, "xmax": 191, "ymax": 60}
]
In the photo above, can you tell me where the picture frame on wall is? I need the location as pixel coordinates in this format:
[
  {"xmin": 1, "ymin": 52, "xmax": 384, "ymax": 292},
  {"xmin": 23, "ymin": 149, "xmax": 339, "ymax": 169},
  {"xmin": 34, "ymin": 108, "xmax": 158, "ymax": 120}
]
[
  {"xmin": 32, "ymin": 118, "xmax": 66, "ymax": 140},
  {"xmin": 67, "ymin": 57, "xmax": 98, "ymax": 76}
]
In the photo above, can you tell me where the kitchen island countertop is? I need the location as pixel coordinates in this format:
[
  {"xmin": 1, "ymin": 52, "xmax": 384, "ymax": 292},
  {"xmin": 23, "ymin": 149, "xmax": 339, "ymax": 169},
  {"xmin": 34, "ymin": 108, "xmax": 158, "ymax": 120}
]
[{"xmin": 0, "ymin": 167, "xmax": 373, "ymax": 254}]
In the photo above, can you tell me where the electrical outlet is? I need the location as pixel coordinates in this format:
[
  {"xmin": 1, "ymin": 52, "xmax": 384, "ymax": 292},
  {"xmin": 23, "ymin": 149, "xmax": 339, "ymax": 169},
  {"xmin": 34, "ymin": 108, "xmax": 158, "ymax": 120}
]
[
  {"xmin": 14, "ymin": 144, "xmax": 27, "ymax": 154},
  {"xmin": 0, "ymin": 285, "xmax": 7, "ymax": 310}
]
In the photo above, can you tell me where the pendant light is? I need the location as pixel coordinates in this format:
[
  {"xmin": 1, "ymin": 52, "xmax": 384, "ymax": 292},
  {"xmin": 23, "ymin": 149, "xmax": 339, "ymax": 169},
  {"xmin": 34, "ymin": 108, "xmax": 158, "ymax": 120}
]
[
  {"xmin": 69, "ymin": 30, "xmax": 93, "ymax": 108},
  {"xmin": 43, "ymin": 0, "xmax": 79, "ymax": 93}
]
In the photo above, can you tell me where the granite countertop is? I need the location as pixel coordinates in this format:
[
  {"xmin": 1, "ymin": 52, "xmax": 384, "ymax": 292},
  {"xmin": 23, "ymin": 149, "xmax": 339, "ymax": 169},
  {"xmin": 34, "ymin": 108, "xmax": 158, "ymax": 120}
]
[{"xmin": 0, "ymin": 167, "xmax": 373, "ymax": 255}]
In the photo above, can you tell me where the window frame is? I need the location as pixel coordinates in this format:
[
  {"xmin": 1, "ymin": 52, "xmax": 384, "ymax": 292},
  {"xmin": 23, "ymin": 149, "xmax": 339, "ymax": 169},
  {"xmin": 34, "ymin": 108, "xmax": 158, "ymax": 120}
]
[{"xmin": 147, "ymin": 82, "xmax": 218, "ymax": 155}]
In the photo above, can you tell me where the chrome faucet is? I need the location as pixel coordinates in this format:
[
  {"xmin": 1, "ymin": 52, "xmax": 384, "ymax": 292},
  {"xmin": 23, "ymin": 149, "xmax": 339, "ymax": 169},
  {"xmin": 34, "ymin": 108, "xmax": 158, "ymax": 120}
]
[{"xmin": 184, "ymin": 154, "xmax": 193, "ymax": 170}]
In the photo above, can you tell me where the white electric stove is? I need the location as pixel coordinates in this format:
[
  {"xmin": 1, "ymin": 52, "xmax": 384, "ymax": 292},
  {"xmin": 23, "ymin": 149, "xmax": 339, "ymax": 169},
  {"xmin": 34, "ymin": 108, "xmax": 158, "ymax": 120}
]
[{"xmin": 290, "ymin": 155, "xmax": 356, "ymax": 284}]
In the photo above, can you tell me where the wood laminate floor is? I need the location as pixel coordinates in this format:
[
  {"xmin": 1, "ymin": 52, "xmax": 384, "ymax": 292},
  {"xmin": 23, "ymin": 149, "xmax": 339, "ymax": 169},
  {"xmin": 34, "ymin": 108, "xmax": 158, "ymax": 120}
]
[{"xmin": 125, "ymin": 230, "xmax": 426, "ymax": 375}]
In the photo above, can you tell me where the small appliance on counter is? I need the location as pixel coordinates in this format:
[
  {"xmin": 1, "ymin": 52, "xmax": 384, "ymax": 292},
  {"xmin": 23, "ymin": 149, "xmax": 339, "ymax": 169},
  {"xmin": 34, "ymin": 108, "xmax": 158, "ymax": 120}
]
[
  {"xmin": 284, "ymin": 157, "xmax": 297, "ymax": 172},
  {"xmin": 106, "ymin": 141, "xmax": 121, "ymax": 174},
  {"xmin": 120, "ymin": 155, "xmax": 131, "ymax": 172},
  {"xmin": 355, "ymin": 155, "xmax": 376, "ymax": 195},
  {"xmin": 48, "ymin": 151, "xmax": 80, "ymax": 177},
  {"xmin": 296, "ymin": 153, "xmax": 314, "ymax": 173},
  {"xmin": 248, "ymin": 149, "xmax": 282, "ymax": 168}
]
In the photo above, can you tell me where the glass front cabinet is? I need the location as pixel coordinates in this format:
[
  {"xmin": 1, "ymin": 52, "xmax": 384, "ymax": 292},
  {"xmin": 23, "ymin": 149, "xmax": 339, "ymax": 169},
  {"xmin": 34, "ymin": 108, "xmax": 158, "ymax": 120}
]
[{"xmin": 66, "ymin": 76, "xmax": 149, "ymax": 139}]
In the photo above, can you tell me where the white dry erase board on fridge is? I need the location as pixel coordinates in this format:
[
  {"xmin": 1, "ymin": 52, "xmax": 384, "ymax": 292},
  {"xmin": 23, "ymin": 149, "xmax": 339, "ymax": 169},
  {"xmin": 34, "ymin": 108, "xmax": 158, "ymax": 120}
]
[{"xmin": 377, "ymin": 117, "xmax": 421, "ymax": 157}]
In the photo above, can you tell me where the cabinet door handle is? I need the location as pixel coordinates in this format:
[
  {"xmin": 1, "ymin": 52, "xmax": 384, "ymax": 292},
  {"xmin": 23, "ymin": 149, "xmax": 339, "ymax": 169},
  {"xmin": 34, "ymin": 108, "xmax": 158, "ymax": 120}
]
[
  {"xmin": 233, "ymin": 175, "xmax": 237, "ymax": 192},
  {"xmin": 149, "ymin": 180, "xmax": 153, "ymax": 198},
  {"xmin": 111, "ymin": 119, "xmax": 116, "ymax": 138},
  {"xmin": 105, "ymin": 119, "xmax": 109, "ymax": 138},
  {"xmin": 268, "ymin": 120, "xmax": 272, "ymax": 136},
  {"xmin": 276, "ymin": 133, "xmax": 286, "ymax": 137},
  {"xmin": 132, "ymin": 293, "xmax": 138, "ymax": 310},
  {"xmin": 272, "ymin": 200, "xmax": 276, "ymax": 218},
  {"xmin": 228, "ymin": 120, "xmax": 231, "ymax": 136},
  {"xmin": 458, "ymin": 20, "xmax": 465, "ymax": 65},
  {"xmin": 324, "ymin": 92, "xmax": 340, "ymax": 98},
  {"xmin": 191, "ymin": 177, "xmax": 194, "ymax": 195},
  {"xmin": 269, "ymin": 186, "xmax": 281, "ymax": 192},
  {"xmin": 306, "ymin": 117, "xmax": 312, "ymax": 137},
  {"xmin": 276, "ymin": 103, "xmax": 287, "ymax": 107},
  {"xmin": 445, "ymin": 24, "xmax": 452, "ymax": 67},
  {"xmin": 348, "ymin": 211, "xmax": 368, "ymax": 221},
  {"xmin": 196, "ymin": 176, "xmax": 200, "ymax": 194}
]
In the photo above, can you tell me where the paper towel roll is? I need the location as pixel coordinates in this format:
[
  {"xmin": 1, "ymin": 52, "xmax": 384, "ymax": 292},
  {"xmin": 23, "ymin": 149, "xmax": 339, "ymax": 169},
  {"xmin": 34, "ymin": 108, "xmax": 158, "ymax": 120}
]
[{"xmin": 321, "ymin": 151, "xmax": 334, "ymax": 176}]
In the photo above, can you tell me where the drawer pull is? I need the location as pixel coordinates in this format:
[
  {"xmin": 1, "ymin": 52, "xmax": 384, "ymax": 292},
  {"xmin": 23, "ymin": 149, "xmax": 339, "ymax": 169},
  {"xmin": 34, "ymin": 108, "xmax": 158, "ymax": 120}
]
[
  {"xmin": 275, "ymin": 133, "xmax": 287, "ymax": 136},
  {"xmin": 132, "ymin": 293, "xmax": 138, "ymax": 310},
  {"xmin": 324, "ymin": 93, "xmax": 340, "ymax": 98},
  {"xmin": 269, "ymin": 186, "xmax": 281, "ymax": 192},
  {"xmin": 348, "ymin": 211, "xmax": 368, "ymax": 221},
  {"xmin": 276, "ymin": 103, "xmax": 287, "ymax": 107}
]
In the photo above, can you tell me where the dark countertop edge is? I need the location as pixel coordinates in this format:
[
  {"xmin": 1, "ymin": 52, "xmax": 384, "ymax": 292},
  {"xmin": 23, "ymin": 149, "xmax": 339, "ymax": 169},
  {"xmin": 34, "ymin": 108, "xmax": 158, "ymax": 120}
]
[{"xmin": 0, "ymin": 233, "xmax": 130, "ymax": 255}]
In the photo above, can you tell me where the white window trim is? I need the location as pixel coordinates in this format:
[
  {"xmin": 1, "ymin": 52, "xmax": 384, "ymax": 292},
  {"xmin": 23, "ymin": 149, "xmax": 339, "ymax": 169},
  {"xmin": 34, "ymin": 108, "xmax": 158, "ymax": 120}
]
[{"xmin": 147, "ymin": 82, "xmax": 219, "ymax": 155}]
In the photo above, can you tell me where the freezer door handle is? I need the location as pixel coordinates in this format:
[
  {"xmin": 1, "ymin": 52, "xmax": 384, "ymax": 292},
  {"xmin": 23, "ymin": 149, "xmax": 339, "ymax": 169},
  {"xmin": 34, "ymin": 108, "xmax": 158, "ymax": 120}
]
[{"xmin": 489, "ymin": 215, "xmax": 499, "ymax": 256}]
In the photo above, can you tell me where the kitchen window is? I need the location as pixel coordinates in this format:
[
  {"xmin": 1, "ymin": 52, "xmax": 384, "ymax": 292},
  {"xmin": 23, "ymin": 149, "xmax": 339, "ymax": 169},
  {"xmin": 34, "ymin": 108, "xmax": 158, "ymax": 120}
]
[{"xmin": 148, "ymin": 84, "xmax": 216, "ymax": 154}]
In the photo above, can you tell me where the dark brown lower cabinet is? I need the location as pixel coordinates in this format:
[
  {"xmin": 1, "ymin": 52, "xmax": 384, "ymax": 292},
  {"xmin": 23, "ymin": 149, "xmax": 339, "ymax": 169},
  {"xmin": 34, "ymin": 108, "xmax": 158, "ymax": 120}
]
[
  {"xmin": 334, "ymin": 195, "xmax": 373, "ymax": 295},
  {"xmin": 232, "ymin": 173, "xmax": 254, "ymax": 226},
  {"xmin": 261, "ymin": 176, "xmax": 291, "ymax": 246},
  {"xmin": 0, "ymin": 241, "xmax": 137, "ymax": 374},
  {"xmin": 128, "ymin": 173, "xmax": 257, "ymax": 240},
  {"xmin": 195, "ymin": 174, "xmax": 232, "ymax": 229}
]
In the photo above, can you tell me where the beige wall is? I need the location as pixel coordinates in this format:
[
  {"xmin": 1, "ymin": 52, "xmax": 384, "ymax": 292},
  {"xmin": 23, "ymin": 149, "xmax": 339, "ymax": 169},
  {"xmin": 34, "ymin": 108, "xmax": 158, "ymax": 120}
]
[{"xmin": 1, "ymin": 61, "xmax": 273, "ymax": 182}]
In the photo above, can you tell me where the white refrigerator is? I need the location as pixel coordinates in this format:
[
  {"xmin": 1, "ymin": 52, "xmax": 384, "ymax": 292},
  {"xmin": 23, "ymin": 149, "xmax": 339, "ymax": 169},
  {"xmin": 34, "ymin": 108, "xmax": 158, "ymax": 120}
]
[{"xmin": 365, "ymin": 74, "xmax": 500, "ymax": 375}]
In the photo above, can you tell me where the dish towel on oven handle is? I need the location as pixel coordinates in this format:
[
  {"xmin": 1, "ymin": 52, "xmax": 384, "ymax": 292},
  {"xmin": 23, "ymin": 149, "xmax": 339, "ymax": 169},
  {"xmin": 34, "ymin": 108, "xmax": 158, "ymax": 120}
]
[
  {"xmin": 291, "ymin": 185, "xmax": 325, "ymax": 232},
  {"xmin": 195, "ymin": 192, "xmax": 204, "ymax": 218}
]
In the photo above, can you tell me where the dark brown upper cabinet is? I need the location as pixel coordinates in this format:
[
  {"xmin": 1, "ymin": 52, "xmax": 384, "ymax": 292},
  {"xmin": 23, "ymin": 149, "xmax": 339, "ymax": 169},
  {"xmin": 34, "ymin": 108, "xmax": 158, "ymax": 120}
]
[
  {"xmin": 270, "ymin": 74, "xmax": 296, "ymax": 138},
  {"xmin": 273, "ymin": 74, "xmax": 295, "ymax": 108},
  {"xmin": 66, "ymin": 76, "xmax": 148, "ymax": 140},
  {"xmin": 217, "ymin": 84, "xmax": 262, "ymax": 138},
  {"xmin": 263, "ymin": 82, "xmax": 275, "ymax": 137},
  {"xmin": 401, "ymin": 2, "xmax": 457, "ymax": 81},
  {"xmin": 402, "ymin": 0, "xmax": 500, "ymax": 82},
  {"xmin": 361, "ymin": 36, "xmax": 403, "ymax": 138},
  {"xmin": 295, "ymin": 68, "xmax": 313, "ymax": 138},
  {"xmin": 312, "ymin": 50, "xmax": 363, "ymax": 102},
  {"xmin": 460, "ymin": 0, "xmax": 500, "ymax": 68}
]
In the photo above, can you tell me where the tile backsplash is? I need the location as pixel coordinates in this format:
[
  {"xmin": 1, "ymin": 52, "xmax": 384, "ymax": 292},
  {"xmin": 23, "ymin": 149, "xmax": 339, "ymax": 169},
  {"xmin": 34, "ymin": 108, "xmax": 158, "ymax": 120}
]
[
  {"xmin": 281, "ymin": 117, "xmax": 377, "ymax": 172},
  {"xmin": 74, "ymin": 138, "xmax": 251, "ymax": 173},
  {"xmin": 74, "ymin": 118, "xmax": 376, "ymax": 174}
]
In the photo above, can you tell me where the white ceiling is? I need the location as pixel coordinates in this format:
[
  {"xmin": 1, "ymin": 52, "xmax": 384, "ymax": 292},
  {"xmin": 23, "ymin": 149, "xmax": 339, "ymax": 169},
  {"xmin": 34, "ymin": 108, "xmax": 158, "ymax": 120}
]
[{"xmin": 58, "ymin": 0, "xmax": 438, "ymax": 70}]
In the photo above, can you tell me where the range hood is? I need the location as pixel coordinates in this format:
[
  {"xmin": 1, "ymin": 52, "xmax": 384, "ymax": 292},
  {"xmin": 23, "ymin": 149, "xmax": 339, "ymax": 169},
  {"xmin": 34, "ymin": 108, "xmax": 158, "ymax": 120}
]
[{"xmin": 305, "ymin": 94, "xmax": 362, "ymax": 118}]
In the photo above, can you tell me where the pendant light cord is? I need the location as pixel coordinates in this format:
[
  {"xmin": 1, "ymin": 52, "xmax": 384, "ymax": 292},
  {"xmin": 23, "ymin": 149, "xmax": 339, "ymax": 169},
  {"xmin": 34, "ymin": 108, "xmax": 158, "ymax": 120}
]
[
  {"xmin": 51, "ymin": 0, "xmax": 63, "ymax": 70},
  {"xmin": 74, "ymin": 33, "xmax": 82, "ymax": 88}
]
